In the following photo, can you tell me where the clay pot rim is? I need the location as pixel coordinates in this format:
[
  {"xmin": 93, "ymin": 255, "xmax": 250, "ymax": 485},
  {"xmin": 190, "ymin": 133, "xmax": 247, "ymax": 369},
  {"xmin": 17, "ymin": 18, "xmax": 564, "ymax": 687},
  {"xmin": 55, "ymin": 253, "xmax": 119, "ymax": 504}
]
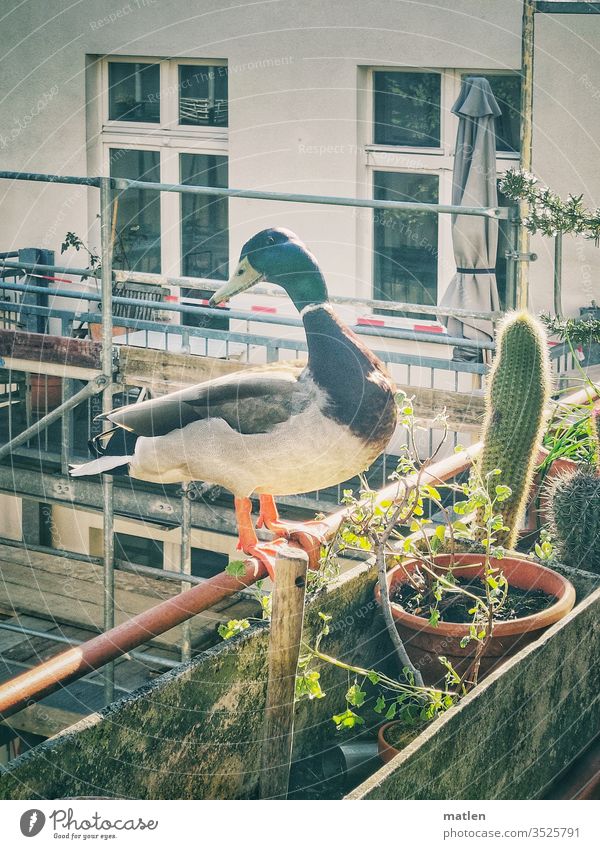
[
  {"xmin": 374, "ymin": 552, "xmax": 576, "ymax": 638},
  {"xmin": 377, "ymin": 721, "xmax": 427, "ymax": 765}
]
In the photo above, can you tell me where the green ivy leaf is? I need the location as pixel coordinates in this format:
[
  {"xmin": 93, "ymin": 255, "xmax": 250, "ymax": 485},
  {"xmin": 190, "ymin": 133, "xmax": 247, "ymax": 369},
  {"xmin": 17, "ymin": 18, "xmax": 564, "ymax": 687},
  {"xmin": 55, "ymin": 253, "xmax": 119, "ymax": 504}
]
[
  {"xmin": 225, "ymin": 560, "xmax": 247, "ymax": 579},
  {"xmin": 218, "ymin": 619, "xmax": 250, "ymax": 640},
  {"xmin": 345, "ymin": 683, "xmax": 367, "ymax": 707},
  {"xmin": 332, "ymin": 708, "xmax": 365, "ymax": 730},
  {"xmin": 374, "ymin": 695, "xmax": 386, "ymax": 714}
]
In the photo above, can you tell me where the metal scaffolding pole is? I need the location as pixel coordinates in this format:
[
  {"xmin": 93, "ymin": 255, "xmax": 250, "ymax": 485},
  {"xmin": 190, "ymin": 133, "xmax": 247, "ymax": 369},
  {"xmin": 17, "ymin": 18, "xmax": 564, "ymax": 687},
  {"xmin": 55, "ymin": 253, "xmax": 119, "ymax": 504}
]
[
  {"xmin": 0, "ymin": 375, "xmax": 107, "ymax": 461},
  {"xmin": 516, "ymin": 0, "xmax": 536, "ymax": 311},
  {"xmin": 100, "ymin": 176, "xmax": 115, "ymax": 705},
  {"xmin": 180, "ymin": 484, "xmax": 192, "ymax": 663}
]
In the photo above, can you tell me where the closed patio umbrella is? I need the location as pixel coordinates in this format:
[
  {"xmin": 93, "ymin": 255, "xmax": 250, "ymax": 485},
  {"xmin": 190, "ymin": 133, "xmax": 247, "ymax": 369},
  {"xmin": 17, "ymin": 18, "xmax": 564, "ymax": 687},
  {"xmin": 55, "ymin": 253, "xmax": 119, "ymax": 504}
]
[{"xmin": 440, "ymin": 76, "xmax": 502, "ymax": 360}]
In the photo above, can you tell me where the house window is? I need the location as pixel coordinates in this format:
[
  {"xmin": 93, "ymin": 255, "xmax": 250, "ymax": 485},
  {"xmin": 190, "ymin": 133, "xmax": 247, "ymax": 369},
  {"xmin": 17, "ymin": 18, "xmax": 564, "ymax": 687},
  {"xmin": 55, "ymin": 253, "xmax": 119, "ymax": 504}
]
[
  {"xmin": 179, "ymin": 65, "xmax": 228, "ymax": 127},
  {"xmin": 99, "ymin": 57, "xmax": 228, "ymax": 282},
  {"xmin": 108, "ymin": 61, "xmax": 160, "ymax": 123},
  {"xmin": 368, "ymin": 68, "xmax": 519, "ymax": 313},
  {"xmin": 180, "ymin": 153, "xmax": 229, "ymax": 329},
  {"xmin": 373, "ymin": 171, "xmax": 439, "ymax": 312},
  {"xmin": 110, "ymin": 148, "xmax": 161, "ymax": 274},
  {"xmin": 373, "ymin": 71, "xmax": 441, "ymax": 147},
  {"xmin": 114, "ymin": 532, "xmax": 164, "ymax": 568},
  {"xmin": 180, "ymin": 154, "xmax": 228, "ymax": 280}
]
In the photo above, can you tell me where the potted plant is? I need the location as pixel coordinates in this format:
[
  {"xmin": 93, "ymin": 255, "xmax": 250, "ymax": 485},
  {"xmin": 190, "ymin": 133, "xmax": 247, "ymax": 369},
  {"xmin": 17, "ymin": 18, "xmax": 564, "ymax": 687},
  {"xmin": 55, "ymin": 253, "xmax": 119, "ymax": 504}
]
[{"xmin": 545, "ymin": 408, "xmax": 600, "ymax": 574}]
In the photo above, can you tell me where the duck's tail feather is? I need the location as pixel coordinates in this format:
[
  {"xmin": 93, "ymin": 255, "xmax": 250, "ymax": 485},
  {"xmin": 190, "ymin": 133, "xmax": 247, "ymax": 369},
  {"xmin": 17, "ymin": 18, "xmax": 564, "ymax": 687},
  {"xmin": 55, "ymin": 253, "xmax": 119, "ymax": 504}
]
[
  {"xmin": 69, "ymin": 427, "xmax": 138, "ymax": 478},
  {"xmin": 70, "ymin": 454, "xmax": 133, "ymax": 477}
]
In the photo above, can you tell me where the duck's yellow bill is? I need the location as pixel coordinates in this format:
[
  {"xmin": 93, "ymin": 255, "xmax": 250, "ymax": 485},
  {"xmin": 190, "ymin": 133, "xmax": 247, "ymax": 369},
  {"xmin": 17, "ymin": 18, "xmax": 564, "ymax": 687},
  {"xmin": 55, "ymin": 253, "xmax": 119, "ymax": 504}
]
[{"xmin": 209, "ymin": 257, "xmax": 263, "ymax": 305}]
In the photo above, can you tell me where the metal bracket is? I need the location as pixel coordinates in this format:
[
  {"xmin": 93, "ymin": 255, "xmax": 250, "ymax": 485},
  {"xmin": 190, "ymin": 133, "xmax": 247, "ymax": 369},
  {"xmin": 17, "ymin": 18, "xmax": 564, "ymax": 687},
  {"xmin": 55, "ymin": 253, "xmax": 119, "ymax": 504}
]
[{"xmin": 505, "ymin": 250, "xmax": 538, "ymax": 262}]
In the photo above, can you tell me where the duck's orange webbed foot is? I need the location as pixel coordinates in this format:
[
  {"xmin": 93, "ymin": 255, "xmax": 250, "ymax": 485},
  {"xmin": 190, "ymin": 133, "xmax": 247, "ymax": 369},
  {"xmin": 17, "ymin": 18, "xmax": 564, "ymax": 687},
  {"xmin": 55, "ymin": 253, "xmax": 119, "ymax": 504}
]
[
  {"xmin": 257, "ymin": 494, "xmax": 331, "ymax": 570},
  {"xmin": 234, "ymin": 496, "xmax": 297, "ymax": 580}
]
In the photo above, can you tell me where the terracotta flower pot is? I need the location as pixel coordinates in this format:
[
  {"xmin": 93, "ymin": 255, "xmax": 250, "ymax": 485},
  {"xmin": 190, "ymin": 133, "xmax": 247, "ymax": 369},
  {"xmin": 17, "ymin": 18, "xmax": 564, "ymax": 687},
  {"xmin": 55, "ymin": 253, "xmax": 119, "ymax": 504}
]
[
  {"xmin": 29, "ymin": 375, "xmax": 63, "ymax": 416},
  {"xmin": 375, "ymin": 553, "xmax": 576, "ymax": 685},
  {"xmin": 377, "ymin": 721, "xmax": 427, "ymax": 765}
]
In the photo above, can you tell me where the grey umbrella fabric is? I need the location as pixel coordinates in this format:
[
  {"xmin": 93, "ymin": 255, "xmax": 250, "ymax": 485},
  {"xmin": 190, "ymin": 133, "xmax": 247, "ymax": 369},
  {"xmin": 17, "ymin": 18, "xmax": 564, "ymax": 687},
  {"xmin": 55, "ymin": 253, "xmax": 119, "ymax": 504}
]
[{"xmin": 440, "ymin": 77, "xmax": 502, "ymax": 354}]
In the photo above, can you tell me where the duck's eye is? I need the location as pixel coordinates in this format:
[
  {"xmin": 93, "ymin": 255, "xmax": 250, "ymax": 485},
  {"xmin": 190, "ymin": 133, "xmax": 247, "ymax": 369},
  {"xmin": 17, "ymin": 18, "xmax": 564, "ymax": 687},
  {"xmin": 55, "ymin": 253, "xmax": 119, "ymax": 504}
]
[{"xmin": 266, "ymin": 236, "xmax": 275, "ymax": 245}]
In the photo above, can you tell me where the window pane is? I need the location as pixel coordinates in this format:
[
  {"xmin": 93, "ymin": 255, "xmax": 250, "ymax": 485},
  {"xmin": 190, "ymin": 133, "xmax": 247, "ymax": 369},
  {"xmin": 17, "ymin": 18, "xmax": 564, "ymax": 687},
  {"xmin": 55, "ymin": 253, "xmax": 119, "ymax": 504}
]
[
  {"xmin": 110, "ymin": 148, "xmax": 161, "ymax": 274},
  {"xmin": 374, "ymin": 71, "xmax": 441, "ymax": 147},
  {"xmin": 115, "ymin": 532, "xmax": 163, "ymax": 569},
  {"xmin": 108, "ymin": 62, "xmax": 160, "ymax": 123},
  {"xmin": 462, "ymin": 74, "xmax": 521, "ymax": 153},
  {"xmin": 179, "ymin": 65, "xmax": 228, "ymax": 126},
  {"xmin": 373, "ymin": 171, "xmax": 439, "ymax": 311},
  {"xmin": 180, "ymin": 153, "xmax": 229, "ymax": 330},
  {"xmin": 495, "ymin": 182, "xmax": 517, "ymax": 308}
]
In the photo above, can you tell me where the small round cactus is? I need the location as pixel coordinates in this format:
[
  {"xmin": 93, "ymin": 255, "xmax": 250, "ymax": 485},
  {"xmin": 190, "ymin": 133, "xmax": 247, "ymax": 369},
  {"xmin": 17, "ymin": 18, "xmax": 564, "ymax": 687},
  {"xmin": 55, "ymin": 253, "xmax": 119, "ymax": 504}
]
[
  {"xmin": 548, "ymin": 466, "xmax": 600, "ymax": 573},
  {"xmin": 546, "ymin": 406, "xmax": 600, "ymax": 573}
]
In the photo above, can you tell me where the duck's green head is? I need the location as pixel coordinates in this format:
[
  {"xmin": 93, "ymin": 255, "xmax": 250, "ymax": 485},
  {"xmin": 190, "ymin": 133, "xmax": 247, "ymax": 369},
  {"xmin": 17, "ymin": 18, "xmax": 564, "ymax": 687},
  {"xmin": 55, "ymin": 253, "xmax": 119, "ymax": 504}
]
[{"xmin": 209, "ymin": 228, "xmax": 328, "ymax": 313}]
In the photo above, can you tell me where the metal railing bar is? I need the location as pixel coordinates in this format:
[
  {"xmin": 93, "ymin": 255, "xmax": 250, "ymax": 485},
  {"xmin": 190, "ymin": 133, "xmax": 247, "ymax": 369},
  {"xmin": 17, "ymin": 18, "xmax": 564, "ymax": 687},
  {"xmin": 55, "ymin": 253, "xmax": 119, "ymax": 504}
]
[
  {"xmin": 0, "ymin": 172, "xmax": 100, "ymax": 188},
  {"xmin": 0, "ymin": 170, "xmax": 510, "ymax": 219},
  {"xmin": 0, "ymin": 302, "xmax": 489, "ymax": 374},
  {"xmin": 0, "ymin": 375, "xmax": 108, "ymax": 462},
  {"xmin": 0, "ymin": 282, "xmax": 492, "ymax": 350},
  {"xmin": 0, "ymin": 258, "xmax": 503, "ymax": 321},
  {"xmin": 0, "ymin": 534, "xmax": 257, "ymax": 595},
  {"xmin": 0, "ymin": 622, "xmax": 179, "ymax": 669}
]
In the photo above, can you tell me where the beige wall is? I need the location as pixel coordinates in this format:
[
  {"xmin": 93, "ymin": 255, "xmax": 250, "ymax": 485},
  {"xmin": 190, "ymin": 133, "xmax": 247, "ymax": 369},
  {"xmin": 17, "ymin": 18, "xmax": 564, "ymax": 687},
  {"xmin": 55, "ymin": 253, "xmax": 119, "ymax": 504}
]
[{"xmin": 0, "ymin": 1, "xmax": 597, "ymax": 315}]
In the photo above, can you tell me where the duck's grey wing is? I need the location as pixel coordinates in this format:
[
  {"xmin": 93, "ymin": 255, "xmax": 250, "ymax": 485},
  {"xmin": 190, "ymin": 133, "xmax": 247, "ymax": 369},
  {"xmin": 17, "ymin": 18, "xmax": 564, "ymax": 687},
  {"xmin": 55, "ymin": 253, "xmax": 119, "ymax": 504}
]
[{"xmin": 104, "ymin": 368, "xmax": 308, "ymax": 437}]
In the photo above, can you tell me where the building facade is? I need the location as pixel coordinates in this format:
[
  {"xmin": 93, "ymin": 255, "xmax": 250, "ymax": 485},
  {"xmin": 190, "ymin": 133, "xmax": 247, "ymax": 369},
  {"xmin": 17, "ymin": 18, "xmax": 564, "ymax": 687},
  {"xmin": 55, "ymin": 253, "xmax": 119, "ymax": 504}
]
[{"xmin": 1, "ymin": 0, "xmax": 599, "ymax": 321}]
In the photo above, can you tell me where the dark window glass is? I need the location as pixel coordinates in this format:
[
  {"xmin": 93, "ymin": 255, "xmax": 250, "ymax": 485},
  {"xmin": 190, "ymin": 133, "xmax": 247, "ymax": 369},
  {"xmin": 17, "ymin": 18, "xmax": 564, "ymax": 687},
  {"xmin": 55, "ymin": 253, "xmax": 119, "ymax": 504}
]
[
  {"xmin": 462, "ymin": 73, "xmax": 521, "ymax": 153},
  {"xmin": 115, "ymin": 532, "xmax": 163, "ymax": 568},
  {"xmin": 191, "ymin": 547, "xmax": 229, "ymax": 579},
  {"xmin": 495, "ymin": 183, "xmax": 518, "ymax": 309},
  {"xmin": 180, "ymin": 153, "xmax": 229, "ymax": 330},
  {"xmin": 108, "ymin": 62, "xmax": 160, "ymax": 123},
  {"xmin": 110, "ymin": 148, "xmax": 161, "ymax": 274},
  {"xmin": 374, "ymin": 71, "xmax": 441, "ymax": 147},
  {"xmin": 373, "ymin": 171, "xmax": 439, "ymax": 312},
  {"xmin": 179, "ymin": 65, "xmax": 228, "ymax": 126}
]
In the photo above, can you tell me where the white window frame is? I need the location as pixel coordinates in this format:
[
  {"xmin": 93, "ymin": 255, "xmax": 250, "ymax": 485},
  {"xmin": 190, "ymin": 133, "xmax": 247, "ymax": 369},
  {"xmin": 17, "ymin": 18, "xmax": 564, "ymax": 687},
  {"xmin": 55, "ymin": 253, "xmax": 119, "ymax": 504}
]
[
  {"xmin": 361, "ymin": 67, "xmax": 520, "ymax": 323},
  {"xmin": 98, "ymin": 56, "xmax": 229, "ymax": 279}
]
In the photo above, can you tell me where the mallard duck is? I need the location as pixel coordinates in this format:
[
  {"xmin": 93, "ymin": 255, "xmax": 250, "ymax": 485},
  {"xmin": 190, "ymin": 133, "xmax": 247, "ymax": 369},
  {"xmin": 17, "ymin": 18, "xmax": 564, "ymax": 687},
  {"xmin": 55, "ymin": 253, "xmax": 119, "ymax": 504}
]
[{"xmin": 71, "ymin": 229, "xmax": 397, "ymax": 576}]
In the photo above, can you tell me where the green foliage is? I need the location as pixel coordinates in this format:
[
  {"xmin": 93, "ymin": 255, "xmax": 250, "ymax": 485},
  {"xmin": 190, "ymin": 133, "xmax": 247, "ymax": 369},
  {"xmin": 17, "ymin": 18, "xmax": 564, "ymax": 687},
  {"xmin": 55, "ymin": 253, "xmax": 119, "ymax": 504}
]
[
  {"xmin": 541, "ymin": 314, "xmax": 600, "ymax": 348},
  {"xmin": 547, "ymin": 466, "xmax": 600, "ymax": 574},
  {"xmin": 217, "ymin": 619, "xmax": 250, "ymax": 640},
  {"xmin": 475, "ymin": 311, "xmax": 551, "ymax": 548},
  {"xmin": 541, "ymin": 399, "xmax": 599, "ymax": 473},
  {"xmin": 60, "ymin": 231, "xmax": 100, "ymax": 281},
  {"xmin": 500, "ymin": 169, "xmax": 600, "ymax": 243}
]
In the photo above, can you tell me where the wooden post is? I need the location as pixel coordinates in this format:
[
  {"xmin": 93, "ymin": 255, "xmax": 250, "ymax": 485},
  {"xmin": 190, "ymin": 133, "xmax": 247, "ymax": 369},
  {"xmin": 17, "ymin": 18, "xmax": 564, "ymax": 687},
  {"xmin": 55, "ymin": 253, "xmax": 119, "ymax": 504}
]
[{"xmin": 259, "ymin": 544, "xmax": 309, "ymax": 800}]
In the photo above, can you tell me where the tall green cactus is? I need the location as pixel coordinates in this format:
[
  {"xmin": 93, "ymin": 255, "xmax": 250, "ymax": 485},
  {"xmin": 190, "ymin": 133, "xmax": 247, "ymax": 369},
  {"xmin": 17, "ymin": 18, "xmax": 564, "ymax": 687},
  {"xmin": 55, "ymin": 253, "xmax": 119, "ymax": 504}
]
[
  {"xmin": 547, "ymin": 408, "xmax": 600, "ymax": 573},
  {"xmin": 475, "ymin": 311, "xmax": 551, "ymax": 549}
]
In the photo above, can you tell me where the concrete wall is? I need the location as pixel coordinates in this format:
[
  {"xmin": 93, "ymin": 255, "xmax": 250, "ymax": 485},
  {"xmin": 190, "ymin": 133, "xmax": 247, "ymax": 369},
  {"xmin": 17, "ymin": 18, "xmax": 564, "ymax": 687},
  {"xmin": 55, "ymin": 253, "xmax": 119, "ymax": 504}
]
[{"xmin": 1, "ymin": 1, "xmax": 598, "ymax": 317}]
